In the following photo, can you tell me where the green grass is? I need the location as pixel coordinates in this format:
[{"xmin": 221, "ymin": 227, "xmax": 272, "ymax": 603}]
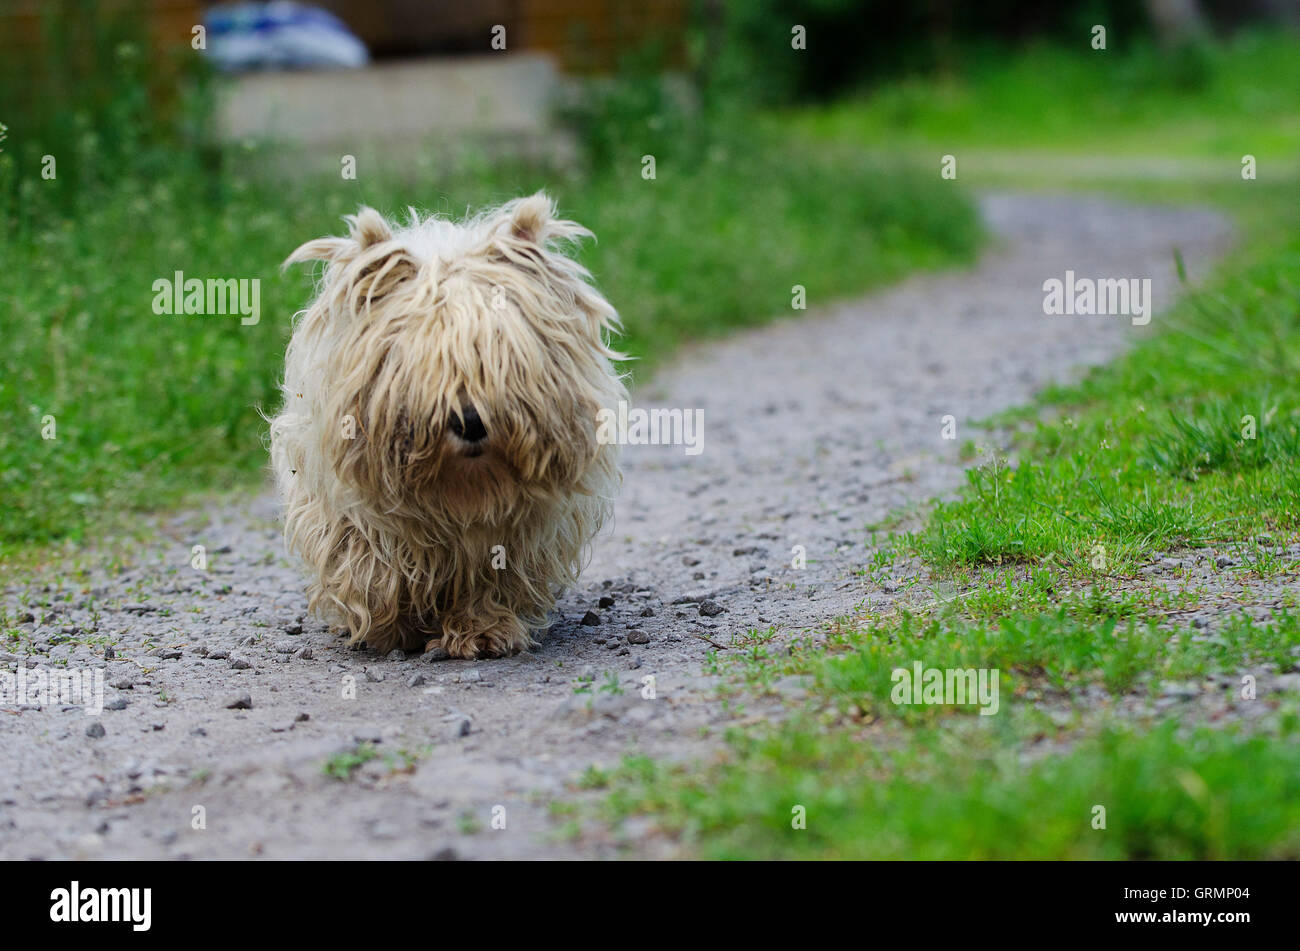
[
  {"xmin": 790, "ymin": 31, "xmax": 1300, "ymax": 161},
  {"xmin": 321, "ymin": 743, "xmax": 380, "ymax": 781},
  {"xmin": 916, "ymin": 217, "xmax": 1300, "ymax": 574},
  {"xmin": 811, "ymin": 607, "xmax": 1300, "ymax": 719},
  {"xmin": 589, "ymin": 33, "xmax": 1300, "ymax": 860},
  {"xmin": 600, "ymin": 716, "xmax": 1300, "ymax": 859},
  {"xmin": 0, "ymin": 136, "xmax": 979, "ymax": 560}
]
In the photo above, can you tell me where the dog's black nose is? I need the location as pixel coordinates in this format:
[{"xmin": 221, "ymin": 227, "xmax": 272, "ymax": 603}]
[{"xmin": 450, "ymin": 405, "xmax": 487, "ymax": 443}]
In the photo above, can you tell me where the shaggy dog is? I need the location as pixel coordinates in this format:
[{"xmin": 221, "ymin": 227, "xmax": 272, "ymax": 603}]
[{"xmin": 269, "ymin": 193, "xmax": 626, "ymax": 658}]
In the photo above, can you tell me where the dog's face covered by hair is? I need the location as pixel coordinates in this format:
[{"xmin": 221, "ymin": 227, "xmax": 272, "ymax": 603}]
[{"xmin": 270, "ymin": 194, "xmax": 626, "ymax": 658}]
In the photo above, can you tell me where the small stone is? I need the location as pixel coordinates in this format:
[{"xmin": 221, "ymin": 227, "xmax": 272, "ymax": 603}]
[
  {"xmin": 353, "ymin": 727, "xmax": 383, "ymax": 744},
  {"xmin": 364, "ymin": 668, "xmax": 385, "ymax": 683},
  {"xmin": 628, "ymin": 630, "xmax": 651, "ymax": 645},
  {"xmin": 191, "ymin": 727, "xmax": 207, "ymax": 737},
  {"xmin": 207, "ymin": 649, "xmax": 230, "ymax": 660},
  {"xmin": 272, "ymin": 640, "xmax": 296, "ymax": 654},
  {"xmin": 733, "ymin": 546, "xmax": 759, "ymax": 556},
  {"xmin": 283, "ymin": 623, "xmax": 303, "ymax": 636},
  {"xmin": 681, "ymin": 555, "xmax": 701, "ymax": 567},
  {"xmin": 639, "ymin": 606, "xmax": 655, "ymax": 618},
  {"xmin": 292, "ymin": 647, "xmax": 313, "ymax": 660},
  {"xmin": 447, "ymin": 716, "xmax": 471, "ymax": 739},
  {"xmin": 157, "ymin": 649, "xmax": 182, "ymax": 660},
  {"xmin": 85, "ymin": 722, "xmax": 106, "ymax": 739},
  {"xmin": 228, "ymin": 655, "xmax": 251, "ymax": 670},
  {"xmin": 459, "ymin": 669, "xmax": 482, "ymax": 683},
  {"xmin": 104, "ymin": 697, "xmax": 128, "ymax": 711},
  {"xmin": 224, "ymin": 693, "xmax": 253, "ymax": 710},
  {"xmin": 407, "ymin": 673, "xmax": 427, "ymax": 688},
  {"xmin": 422, "ymin": 646, "xmax": 451, "ymax": 662},
  {"xmin": 580, "ymin": 611, "xmax": 602, "ymax": 626},
  {"xmin": 598, "ymin": 595, "xmax": 615, "ymax": 609},
  {"xmin": 386, "ymin": 649, "xmax": 407, "ymax": 662},
  {"xmin": 698, "ymin": 600, "xmax": 725, "ymax": 617},
  {"xmin": 109, "ymin": 677, "xmax": 134, "ymax": 690},
  {"xmin": 295, "ymin": 713, "xmax": 310, "ymax": 722},
  {"xmin": 1215, "ymin": 555, "xmax": 1234, "ymax": 568}
]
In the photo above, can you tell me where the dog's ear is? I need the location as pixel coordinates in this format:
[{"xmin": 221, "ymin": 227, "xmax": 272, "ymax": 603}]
[
  {"xmin": 502, "ymin": 192, "xmax": 555, "ymax": 244},
  {"xmin": 345, "ymin": 207, "xmax": 394, "ymax": 250},
  {"xmin": 283, "ymin": 207, "xmax": 393, "ymax": 269},
  {"xmin": 491, "ymin": 191, "xmax": 592, "ymax": 256}
]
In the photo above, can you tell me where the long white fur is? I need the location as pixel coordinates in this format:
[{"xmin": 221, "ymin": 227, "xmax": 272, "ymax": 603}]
[{"xmin": 269, "ymin": 193, "xmax": 626, "ymax": 658}]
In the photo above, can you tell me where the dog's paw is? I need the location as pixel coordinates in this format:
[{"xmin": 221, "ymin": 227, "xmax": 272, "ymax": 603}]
[
  {"xmin": 442, "ymin": 634, "xmax": 515, "ymax": 660},
  {"xmin": 439, "ymin": 619, "xmax": 533, "ymax": 659}
]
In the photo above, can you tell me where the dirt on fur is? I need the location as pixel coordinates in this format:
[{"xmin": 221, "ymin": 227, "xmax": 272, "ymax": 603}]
[{"xmin": 0, "ymin": 193, "xmax": 1235, "ymax": 859}]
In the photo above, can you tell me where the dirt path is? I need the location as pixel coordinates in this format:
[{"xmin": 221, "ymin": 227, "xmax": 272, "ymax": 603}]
[{"xmin": 0, "ymin": 193, "xmax": 1233, "ymax": 859}]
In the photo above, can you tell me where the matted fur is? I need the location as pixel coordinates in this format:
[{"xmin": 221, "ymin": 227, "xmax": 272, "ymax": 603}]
[{"xmin": 269, "ymin": 193, "xmax": 626, "ymax": 658}]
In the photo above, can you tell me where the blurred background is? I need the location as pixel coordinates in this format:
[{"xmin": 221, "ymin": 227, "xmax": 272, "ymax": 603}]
[{"xmin": 1, "ymin": 0, "xmax": 1298, "ymax": 557}]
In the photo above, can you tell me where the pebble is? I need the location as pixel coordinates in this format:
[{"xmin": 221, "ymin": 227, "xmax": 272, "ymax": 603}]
[
  {"xmin": 628, "ymin": 630, "xmax": 651, "ymax": 645},
  {"xmin": 229, "ymin": 655, "xmax": 251, "ymax": 670},
  {"xmin": 598, "ymin": 595, "xmax": 615, "ymax": 608},
  {"xmin": 224, "ymin": 693, "xmax": 253, "ymax": 710},
  {"xmin": 447, "ymin": 716, "xmax": 472, "ymax": 739},
  {"xmin": 104, "ymin": 697, "xmax": 129, "ymax": 711},
  {"xmin": 85, "ymin": 722, "xmax": 106, "ymax": 739},
  {"xmin": 580, "ymin": 611, "xmax": 602, "ymax": 626},
  {"xmin": 698, "ymin": 600, "xmax": 725, "ymax": 617}
]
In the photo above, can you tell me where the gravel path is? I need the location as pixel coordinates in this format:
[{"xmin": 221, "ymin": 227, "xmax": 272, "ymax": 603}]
[{"xmin": 0, "ymin": 193, "xmax": 1234, "ymax": 859}]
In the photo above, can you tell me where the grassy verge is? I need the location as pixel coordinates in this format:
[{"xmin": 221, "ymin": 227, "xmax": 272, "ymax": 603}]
[
  {"xmin": 918, "ymin": 205, "xmax": 1300, "ymax": 575},
  {"xmin": 789, "ymin": 31, "xmax": 1300, "ymax": 161},
  {"xmin": 595, "ymin": 716, "xmax": 1300, "ymax": 859},
  {"xmin": 590, "ymin": 35, "xmax": 1300, "ymax": 859}
]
